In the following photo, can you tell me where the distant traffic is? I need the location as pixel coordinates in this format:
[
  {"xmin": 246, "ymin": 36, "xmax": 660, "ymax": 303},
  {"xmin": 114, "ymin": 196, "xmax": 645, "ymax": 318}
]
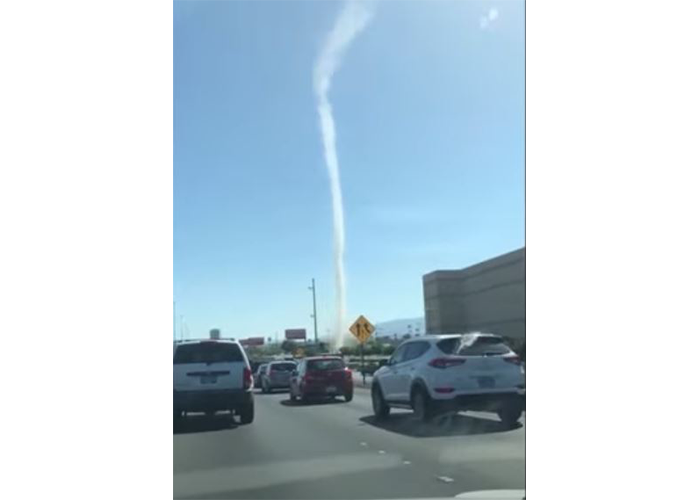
[{"xmin": 173, "ymin": 330, "xmax": 524, "ymax": 428}]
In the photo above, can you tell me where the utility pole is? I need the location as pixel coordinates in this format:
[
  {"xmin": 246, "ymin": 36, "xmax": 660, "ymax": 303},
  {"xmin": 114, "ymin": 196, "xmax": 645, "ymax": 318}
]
[{"xmin": 309, "ymin": 278, "xmax": 318, "ymax": 344}]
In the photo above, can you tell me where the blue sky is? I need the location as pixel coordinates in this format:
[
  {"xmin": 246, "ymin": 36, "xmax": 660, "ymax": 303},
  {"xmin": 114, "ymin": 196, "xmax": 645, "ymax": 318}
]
[{"xmin": 174, "ymin": 0, "xmax": 524, "ymax": 341}]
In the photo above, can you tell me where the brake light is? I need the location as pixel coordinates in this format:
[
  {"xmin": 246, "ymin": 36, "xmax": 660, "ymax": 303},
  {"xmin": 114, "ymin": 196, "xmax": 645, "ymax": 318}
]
[
  {"xmin": 503, "ymin": 355, "xmax": 521, "ymax": 365},
  {"xmin": 243, "ymin": 367, "xmax": 252, "ymax": 390},
  {"xmin": 429, "ymin": 357, "xmax": 466, "ymax": 369}
]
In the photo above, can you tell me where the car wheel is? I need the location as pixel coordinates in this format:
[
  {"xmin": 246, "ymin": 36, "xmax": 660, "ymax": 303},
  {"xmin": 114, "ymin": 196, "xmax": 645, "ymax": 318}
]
[
  {"xmin": 344, "ymin": 392, "xmax": 353, "ymax": 403},
  {"xmin": 372, "ymin": 383, "xmax": 390, "ymax": 419},
  {"xmin": 411, "ymin": 386, "xmax": 433, "ymax": 422},
  {"xmin": 239, "ymin": 403, "xmax": 254, "ymax": 424},
  {"xmin": 498, "ymin": 407, "xmax": 522, "ymax": 429},
  {"xmin": 300, "ymin": 392, "xmax": 309, "ymax": 405}
]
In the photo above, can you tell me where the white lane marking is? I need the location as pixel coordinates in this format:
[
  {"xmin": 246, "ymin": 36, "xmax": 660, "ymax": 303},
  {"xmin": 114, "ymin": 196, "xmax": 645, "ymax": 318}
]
[
  {"xmin": 436, "ymin": 476, "xmax": 455, "ymax": 483},
  {"xmin": 378, "ymin": 450, "xmax": 386, "ymax": 454},
  {"xmin": 403, "ymin": 460, "xmax": 411, "ymax": 465},
  {"xmin": 455, "ymin": 490, "xmax": 525, "ymax": 499},
  {"xmin": 174, "ymin": 453, "xmax": 403, "ymax": 498},
  {"xmin": 360, "ymin": 442, "xmax": 368, "ymax": 446}
]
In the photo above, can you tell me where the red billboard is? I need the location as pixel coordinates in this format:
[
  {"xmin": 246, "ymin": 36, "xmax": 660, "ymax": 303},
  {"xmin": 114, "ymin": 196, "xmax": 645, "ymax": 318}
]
[
  {"xmin": 285, "ymin": 328, "xmax": 307, "ymax": 340},
  {"xmin": 240, "ymin": 337, "xmax": 265, "ymax": 346}
]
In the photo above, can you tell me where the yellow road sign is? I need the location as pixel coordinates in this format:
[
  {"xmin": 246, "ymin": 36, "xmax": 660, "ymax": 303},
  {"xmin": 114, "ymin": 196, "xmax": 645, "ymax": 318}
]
[{"xmin": 349, "ymin": 315, "xmax": 375, "ymax": 344}]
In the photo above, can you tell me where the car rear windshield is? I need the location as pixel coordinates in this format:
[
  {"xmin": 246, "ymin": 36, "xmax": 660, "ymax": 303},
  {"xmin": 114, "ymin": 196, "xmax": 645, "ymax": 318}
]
[
  {"xmin": 271, "ymin": 362, "xmax": 296, "ymax": 372},
  {"xmin": 437, "ymin": 336, "xmax": 512, "ymax": 356},
  {"xmin": 173, "ymin": 342, "xmax": 244, "ymax": 364},
  {"xmin": 307, "ymin": 359, "xmax": 344, "ymax": 371}
]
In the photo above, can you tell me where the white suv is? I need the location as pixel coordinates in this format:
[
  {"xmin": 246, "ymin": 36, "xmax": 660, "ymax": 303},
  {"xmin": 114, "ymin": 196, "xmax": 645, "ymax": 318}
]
[
  {"xmin": 371, "ymin": 333, "xmax": 525, "ymax": 427},
  {"xmin": 173, "ymin": 339, "xmax": 254, "ymax": 424}
]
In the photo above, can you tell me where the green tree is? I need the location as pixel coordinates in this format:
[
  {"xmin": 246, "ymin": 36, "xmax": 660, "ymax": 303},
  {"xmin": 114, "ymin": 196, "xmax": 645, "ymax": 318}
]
[{"xmin": 280, "ymin": 340, "xmax": 297, "ymax": 354}]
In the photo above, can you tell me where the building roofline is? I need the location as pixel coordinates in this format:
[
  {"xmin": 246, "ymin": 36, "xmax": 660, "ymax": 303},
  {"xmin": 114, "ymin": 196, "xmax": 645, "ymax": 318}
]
[{"xmin": 423, "ymin": 247, "xmax": 524, "ymax": 281}]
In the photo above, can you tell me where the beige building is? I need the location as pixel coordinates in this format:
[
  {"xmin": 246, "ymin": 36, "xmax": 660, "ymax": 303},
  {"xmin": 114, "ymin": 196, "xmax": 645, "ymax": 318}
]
[{"xmin": 423, "ymin": 248, "xmax": 525, "ymax": 339}]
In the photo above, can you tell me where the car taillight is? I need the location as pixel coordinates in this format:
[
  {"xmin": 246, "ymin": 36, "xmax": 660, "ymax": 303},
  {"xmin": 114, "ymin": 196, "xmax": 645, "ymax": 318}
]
[
  {"xmin": 503, "ymin": 355, "xmax": 521, "ymax": 365},
  {"xmin": 243, "ymin": 367, "xmax": 252, "ymax": 389},
  {"xmin": 428, "ymin": 357, "xmax": 466, "ymax": 369},
  {"xmin": 344, "ymin": 368, "xmax": 352, "ymax": 380}
]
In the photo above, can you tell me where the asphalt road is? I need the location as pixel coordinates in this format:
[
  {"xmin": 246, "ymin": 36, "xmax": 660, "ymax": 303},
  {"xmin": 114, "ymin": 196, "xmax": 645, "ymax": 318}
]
[{"xmin": 173, "ymin": 387, "xmax": 525, "ymax": 499}]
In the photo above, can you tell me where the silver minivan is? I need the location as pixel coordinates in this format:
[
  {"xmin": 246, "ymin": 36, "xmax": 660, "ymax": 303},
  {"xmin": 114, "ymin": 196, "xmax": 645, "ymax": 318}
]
[{"xmin": 260, "ymin": 361, "xmax": 297, "ymax": 393}]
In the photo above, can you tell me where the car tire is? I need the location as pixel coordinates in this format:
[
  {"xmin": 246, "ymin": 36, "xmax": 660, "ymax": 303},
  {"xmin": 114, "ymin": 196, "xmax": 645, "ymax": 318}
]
[
  {"xmin": 239, "ymin": 403, "xmax": 254, "ymax": 424},
  {"xmin": 498, "ymin": 407, "xmax": 522, "ymax": 429},
  {"xmin": 411, "ymin": 386, "xmax": 433, "ymax": 422},
  {"xmin": 371, "ymin": 383, "xmax": 390, "ymax": 419},
  {"xmin": 344, "ymin": 392, "xmax": 353, "ymax": 403}
]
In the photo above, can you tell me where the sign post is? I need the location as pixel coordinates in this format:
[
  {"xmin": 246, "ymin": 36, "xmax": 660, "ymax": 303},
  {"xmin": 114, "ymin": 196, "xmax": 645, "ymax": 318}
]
[
  {"xmin": 349, "ymin": 315, "xmax": 375, "ymax": 386},
  {"xmin": 360, "ymin": 342, "xmax": 365, "ymax": 385}
]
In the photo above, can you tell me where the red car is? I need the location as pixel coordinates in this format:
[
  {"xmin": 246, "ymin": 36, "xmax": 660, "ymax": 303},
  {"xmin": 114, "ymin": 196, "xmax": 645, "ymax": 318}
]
[{"xmin": 289, "ymin": 356, "xmax": 353, "ymax": 403}]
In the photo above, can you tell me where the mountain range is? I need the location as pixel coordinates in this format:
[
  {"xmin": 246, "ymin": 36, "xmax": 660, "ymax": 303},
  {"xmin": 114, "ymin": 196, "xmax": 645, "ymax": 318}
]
[{"xmin": 374, "ymin": 317, "xmax": 425, "ymax": 338}]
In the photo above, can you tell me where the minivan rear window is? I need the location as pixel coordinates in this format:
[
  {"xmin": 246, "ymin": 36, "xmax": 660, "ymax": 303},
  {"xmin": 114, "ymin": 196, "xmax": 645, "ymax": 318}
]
[
  {"xmin": 307, "ymin": 359, "xmax": 344, "ymax": 371},
  {"xmin": 271, "ymin": 362, "xmax": 296, "ymax": 372},
  {"xmin": 437, "ymin": 336, "xmax": 512, "ymax": 356},
  {"xmin": 173, "ymin": 342, "xmax": 244, "ymax": 364}
]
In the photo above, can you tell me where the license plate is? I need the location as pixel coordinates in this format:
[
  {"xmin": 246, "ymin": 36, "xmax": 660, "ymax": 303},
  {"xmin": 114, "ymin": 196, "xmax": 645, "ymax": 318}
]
[
  {"xmin": 477, "ymin": 377, "xmax": 495, "ymax": 389},
  {"xmin": 326, "ymin": 386, "xmax": 337, "ymax": 393},
  {"xmin": 200, "ymin": 375, "xmax": 217, "ymax": 384}
]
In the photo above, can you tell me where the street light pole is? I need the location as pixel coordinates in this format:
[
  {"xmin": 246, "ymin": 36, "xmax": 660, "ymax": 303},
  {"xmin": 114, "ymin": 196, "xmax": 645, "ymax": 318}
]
[{"xmin": 309, "ymin": 278, "xmax": 318, "ymax": 344}]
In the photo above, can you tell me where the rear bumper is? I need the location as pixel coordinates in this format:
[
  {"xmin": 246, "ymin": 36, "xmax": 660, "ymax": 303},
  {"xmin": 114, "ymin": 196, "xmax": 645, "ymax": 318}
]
[
  {"xmin": 432, "ymin": 391, "xmax": 525, "ymax": 413},
  {"xmin": 267, "ymin": 379, "xmax": 291, "ymax": 388},
  {"xmin": 174, "ymin": 389, "xmax": 253, "ymax": 413},
  {"xmin": 301, "ymin": 382, "xmax": 353, "ymax": 397}
]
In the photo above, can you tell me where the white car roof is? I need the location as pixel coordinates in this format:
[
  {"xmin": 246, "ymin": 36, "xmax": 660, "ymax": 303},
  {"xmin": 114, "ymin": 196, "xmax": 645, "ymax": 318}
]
[
  {"xmin": 173, "ymin": 339, "xmax": 242, "ymax": 354},
  {"xmin": 408, "ymin": 332, "xmax": 502, "ymax": 343},
  {"xmin": 174, "ymin": 338, "xmax": 240, "ymax": 345}
]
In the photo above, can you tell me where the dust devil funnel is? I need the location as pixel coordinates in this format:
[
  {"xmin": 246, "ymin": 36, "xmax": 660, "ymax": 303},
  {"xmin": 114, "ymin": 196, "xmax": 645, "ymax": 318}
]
[{"xmin": 313, "ymin": 1, "xmax": 373, "ymax": 350}]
